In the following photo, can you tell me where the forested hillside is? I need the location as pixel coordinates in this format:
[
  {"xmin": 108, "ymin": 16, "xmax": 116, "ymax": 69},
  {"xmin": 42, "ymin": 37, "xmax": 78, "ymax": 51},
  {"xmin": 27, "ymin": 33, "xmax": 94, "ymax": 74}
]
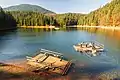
[
  {"xmin": 2, "ymin": 0, "xmax": 120, "ymax": 27},
  {"xmin": 7, "ymin": 11, "xmax": 84, "ymax": 27},
  {"xmin": 0, "ymin": 7, "xmax": 16, "ymax": 30},
  {"xmin": 7, "ymin": 11, "xmax": 57, "ymax": 26},
  {"xmin": 78, "ymin": 0, "xmax": 120, "ymax": 26},
  {"xmin": 55, "ymin": 13, "xmax": 85, "ymax": 27}
]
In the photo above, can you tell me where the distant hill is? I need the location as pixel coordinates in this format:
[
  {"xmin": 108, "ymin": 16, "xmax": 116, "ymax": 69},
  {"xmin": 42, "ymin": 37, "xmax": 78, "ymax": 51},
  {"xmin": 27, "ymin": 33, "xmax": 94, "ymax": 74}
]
[{"xmin": 4, "ymin": 4, "xmax": 55, "ymax": 14}]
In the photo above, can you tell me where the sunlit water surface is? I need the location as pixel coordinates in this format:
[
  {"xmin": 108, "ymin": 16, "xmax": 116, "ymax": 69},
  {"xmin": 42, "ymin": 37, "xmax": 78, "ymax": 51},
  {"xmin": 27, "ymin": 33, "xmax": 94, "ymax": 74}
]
[{"xmin": 0, "ymin": 28, "xmax": 120, "ymax": 79}]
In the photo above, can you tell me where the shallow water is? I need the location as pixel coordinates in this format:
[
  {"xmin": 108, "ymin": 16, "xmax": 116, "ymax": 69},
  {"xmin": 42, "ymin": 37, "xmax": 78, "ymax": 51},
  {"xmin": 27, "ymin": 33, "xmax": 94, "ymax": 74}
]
[{"xmin": 0, "ymin": 28, "xmax": 120, "ymax": 79}]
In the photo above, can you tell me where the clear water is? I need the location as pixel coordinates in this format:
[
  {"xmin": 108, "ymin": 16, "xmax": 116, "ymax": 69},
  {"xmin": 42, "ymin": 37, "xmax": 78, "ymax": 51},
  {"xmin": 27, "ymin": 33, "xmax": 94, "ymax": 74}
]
[{"xmin": 0, "ymin": 28, "xmax": 120, "ymax": 79}]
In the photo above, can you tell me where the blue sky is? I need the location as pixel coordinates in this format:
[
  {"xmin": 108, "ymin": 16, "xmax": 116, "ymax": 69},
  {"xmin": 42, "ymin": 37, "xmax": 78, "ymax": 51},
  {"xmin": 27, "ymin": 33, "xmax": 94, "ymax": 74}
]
[{"xmin": 0, "ymin": 0, "xmax": 111, "ymax": 13}]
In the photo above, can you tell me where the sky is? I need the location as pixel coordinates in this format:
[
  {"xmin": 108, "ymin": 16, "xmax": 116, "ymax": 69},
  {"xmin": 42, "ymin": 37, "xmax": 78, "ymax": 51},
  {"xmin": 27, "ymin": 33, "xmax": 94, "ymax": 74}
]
[{"xmin": 0, "ymin": 0, "xmax": 111, "ymax": 13}]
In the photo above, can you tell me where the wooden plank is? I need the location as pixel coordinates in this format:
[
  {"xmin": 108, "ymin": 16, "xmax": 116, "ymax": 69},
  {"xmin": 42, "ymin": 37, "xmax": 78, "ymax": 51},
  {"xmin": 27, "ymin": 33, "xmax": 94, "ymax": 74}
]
[{"xmin": 62, "ymin": 61, "xmax": 72, "ymax": 75}]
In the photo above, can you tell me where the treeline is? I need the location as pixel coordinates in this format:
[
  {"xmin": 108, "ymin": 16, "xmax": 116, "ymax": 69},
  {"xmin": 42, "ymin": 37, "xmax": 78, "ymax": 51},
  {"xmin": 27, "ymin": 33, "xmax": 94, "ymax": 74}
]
[
  {"xmin": 6, "ymin": 11, "xmax": 57, "ymax": 26},
  {"xmin": 5, "ymin": 0, "xmax": 120, "ymax": 27},
  {"xmin": 79, "ymin": 0, "xmax": 120, "ymax": 26},
  {"xmin": 55, "ymin": 13, "xmax": 85, "ymax": 27},
  {"xmin": 7, "ymin": 11, "xmax": 85, "ymax": 27},
  {"xmin": 0, "ymin": 7, "xmax": 17, "ymax": 30}
]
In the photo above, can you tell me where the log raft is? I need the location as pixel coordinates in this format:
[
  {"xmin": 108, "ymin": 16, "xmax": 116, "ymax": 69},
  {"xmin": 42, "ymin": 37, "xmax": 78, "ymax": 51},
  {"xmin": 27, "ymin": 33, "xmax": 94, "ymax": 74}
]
[
  {"xmin": 26, "ymin": 49, "xmax": 72, "ymax": 75},
  {"xmin": 73, "ymin": 42, "xmax": 104, "ymax": 56}
]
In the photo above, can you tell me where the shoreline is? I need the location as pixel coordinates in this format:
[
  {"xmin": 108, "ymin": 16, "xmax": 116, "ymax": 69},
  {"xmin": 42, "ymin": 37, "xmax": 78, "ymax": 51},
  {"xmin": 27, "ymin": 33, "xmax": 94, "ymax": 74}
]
[
  {"xmin": 18, "ymin": 25, "xmax": 120, "ymax": 30},
  {"xmin": 0, "ymin": 61, "xmax": 50, "ymax": 80},
  {"xmin": 0, "ymin": 27, "xmax": 17, "ymax": 31},
  {"xmin": 76, "ymin": 25, "xmax": 120, "ymax": 30},
  {"xmin": 1, "ymin": 59, "xmax": 120, "ymax": 80},
  {"xmin": 19, "ymin": 26, "xmax": 56, "ymax": 29}
]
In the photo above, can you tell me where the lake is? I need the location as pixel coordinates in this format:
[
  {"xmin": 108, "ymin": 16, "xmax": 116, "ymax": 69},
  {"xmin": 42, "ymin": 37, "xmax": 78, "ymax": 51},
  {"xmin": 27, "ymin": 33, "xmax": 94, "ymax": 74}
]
[{"xmin": 0, "ymin": 28, "xmax": 120, "ymax": 79}]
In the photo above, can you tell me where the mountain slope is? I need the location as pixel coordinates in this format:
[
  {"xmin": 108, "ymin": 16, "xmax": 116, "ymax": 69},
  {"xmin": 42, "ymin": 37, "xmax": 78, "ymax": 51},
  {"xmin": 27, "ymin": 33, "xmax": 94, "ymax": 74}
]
[
  {"xmin": 4, "ymin": 4, "xmax": 55, "ymax": 14},
  {"xmin": 94, "ymin": 0, "xmax": 120, "ymax": 26},
  {"xmin": 78, "ymin": 0, "xmax": 120, "ymax": 26}
]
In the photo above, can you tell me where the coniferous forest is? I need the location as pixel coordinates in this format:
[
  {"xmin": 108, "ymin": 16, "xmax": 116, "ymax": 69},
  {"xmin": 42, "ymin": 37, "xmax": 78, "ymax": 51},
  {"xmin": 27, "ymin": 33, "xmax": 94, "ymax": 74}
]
[
  {"xmin": 0, "ymin": 0, "xmax": 120, "ymax": 30},
  {"xmin": 0, "ymin": 7, "xmax": 17, "ymax": 30}
]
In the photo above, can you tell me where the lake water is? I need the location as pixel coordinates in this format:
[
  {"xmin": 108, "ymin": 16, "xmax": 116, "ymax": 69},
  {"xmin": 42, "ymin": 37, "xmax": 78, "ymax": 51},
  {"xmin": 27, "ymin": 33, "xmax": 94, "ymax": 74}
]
[{"xmin": 0, "ymin": 28, "xmax": 120, "ymax": 79}]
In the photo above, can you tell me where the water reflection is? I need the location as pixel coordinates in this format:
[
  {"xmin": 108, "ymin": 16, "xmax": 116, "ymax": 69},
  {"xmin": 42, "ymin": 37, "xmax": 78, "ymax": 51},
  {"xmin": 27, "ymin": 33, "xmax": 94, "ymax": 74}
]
[{"xmin": 0, "ymin": 28, "xmax": 120, "ymax": 79}]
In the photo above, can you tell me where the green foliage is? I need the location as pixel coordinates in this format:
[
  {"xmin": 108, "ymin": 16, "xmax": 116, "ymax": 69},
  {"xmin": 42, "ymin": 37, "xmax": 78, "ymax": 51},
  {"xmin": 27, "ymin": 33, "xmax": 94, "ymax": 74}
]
[
  {"xmin": 8, "ymin": 11, "xmax": 85, "ymax": 27},
  {"xmin": 55, "ymin": 13, "xmax": 83, "ymax": 27},
  {"xmin": 0, "ymin": 7, "xmax": 17, "ymax": 30},
  {"xmin": 2, "ymin": 0, "xmax": 120, "ymax": 28},
  {"xmin": 7, "ymin": 11, "xmax": 56, "ymax": 26},
  {"xmin": 77, "ymin": 0, "xmax": 120, "ymax": 26}
]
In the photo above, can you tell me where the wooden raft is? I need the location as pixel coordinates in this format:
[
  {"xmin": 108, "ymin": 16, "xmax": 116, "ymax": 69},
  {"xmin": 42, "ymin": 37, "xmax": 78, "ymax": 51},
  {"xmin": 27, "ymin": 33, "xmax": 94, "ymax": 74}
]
[{"xmin": 26, "ymin": 49, "xmax": 72, "ymax": 75}]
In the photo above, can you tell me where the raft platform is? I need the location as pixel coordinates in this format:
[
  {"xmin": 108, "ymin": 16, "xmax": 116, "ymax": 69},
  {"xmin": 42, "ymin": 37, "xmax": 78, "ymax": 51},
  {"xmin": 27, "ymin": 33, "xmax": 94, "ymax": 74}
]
[
  {"xmin": 73, "ymin": 41, "xmax": 104, "ymax": 56},
  {"xmin": 26, "ymin": 49, "xmax": 72, "ymax": 75}
]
